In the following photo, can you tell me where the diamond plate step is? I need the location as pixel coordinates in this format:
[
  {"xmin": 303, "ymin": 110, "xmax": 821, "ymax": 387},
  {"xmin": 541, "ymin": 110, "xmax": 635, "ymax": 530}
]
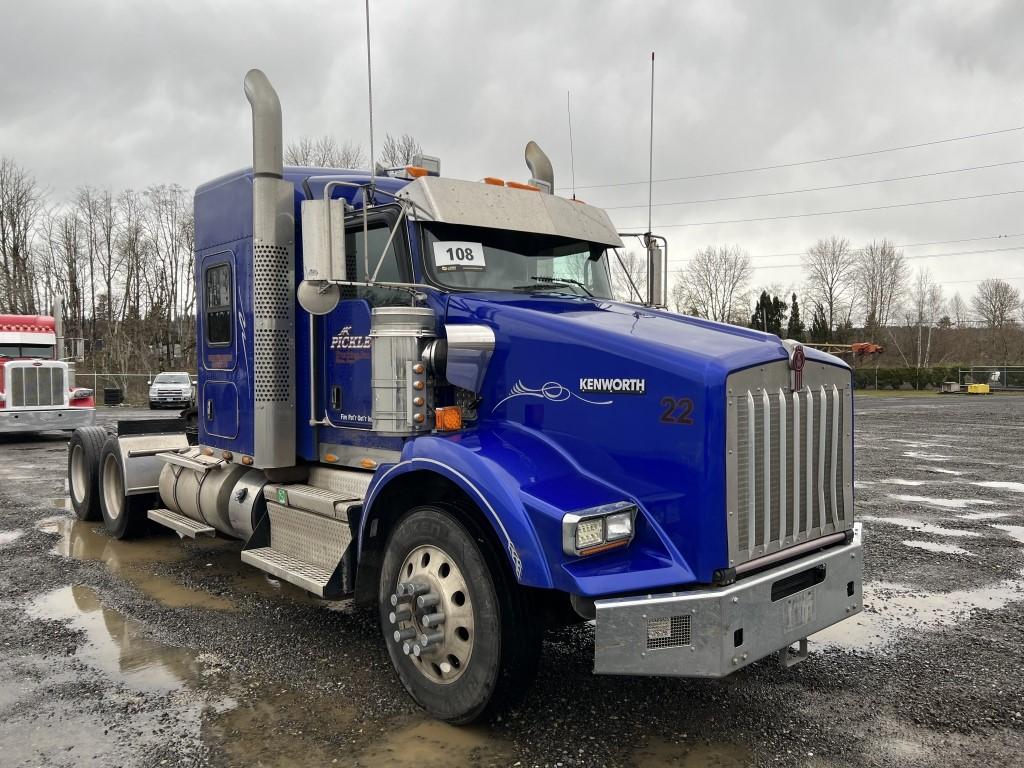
[
  {"xmin": 241, "ymin": 547, "xmax": 333, "ymax": 596},
  {"xmin": 263, "ymin": 483, "xmax": 361, "ymax": 521},
  {"xmin": 308, "ymin": 466, "xmax": 373, "ymax": 499},
  {"xmin": 147, "ymin": 508, "xmax": 215, "ymax": 538}
]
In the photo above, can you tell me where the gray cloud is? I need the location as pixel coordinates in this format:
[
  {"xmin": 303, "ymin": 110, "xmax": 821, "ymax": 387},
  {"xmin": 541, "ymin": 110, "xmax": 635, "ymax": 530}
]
[{"xmin": 2, "ymin": 0, "xmax": 1022, "ymax": 296}]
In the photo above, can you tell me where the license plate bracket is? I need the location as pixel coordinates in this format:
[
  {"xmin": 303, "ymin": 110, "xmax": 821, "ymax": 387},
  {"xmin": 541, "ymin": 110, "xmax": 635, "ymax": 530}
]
[{"xmin": 784, "ymin": 588, "xmax": 816, "ymax": 631}]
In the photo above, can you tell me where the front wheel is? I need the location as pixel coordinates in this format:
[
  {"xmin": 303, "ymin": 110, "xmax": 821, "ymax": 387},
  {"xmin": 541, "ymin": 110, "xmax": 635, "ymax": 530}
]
[
  {"xmin": 98, "ymin": 436, "xmax": 153, "ymax": 539},
  {"xmin": 379, "ymin": 506, "xmax": 541, "ymax": 723}
]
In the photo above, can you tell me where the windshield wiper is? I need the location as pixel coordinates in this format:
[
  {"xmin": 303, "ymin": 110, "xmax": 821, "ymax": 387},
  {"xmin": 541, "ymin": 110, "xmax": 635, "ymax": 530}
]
[{"xmin": 515, "ymin": 276, "xmax": 593, "ymax": 297}]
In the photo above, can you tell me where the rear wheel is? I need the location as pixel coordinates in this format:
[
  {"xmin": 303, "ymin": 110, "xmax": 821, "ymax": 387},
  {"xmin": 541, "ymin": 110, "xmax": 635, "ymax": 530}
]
[
  {"xmin": 379, "ymin": 505, "xmax": 541, "ymax": 723},
  {"xmin": 67, "ymin": 427, "xmax": 107, "ymax": 521},
  {"xmin": 98, "ymin": 436, "xmax": 153, "ymax": 539}
]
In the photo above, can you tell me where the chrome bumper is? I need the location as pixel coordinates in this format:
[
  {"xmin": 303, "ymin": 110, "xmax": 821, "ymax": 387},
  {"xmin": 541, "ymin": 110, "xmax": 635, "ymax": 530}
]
[
  {"xmin": 0, "ymin": 407, "xmax": 95, "ymax": 433},
  {"xmin": 593, "ymin": 523, "xmax": 863, "ymax": 677}
]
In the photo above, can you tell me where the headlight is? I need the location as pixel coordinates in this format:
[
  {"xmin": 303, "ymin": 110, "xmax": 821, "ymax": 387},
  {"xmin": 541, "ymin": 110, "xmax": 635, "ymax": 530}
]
[{"xmin": 562, "ymin": 501, "xmax": 637, "ymax": 557}]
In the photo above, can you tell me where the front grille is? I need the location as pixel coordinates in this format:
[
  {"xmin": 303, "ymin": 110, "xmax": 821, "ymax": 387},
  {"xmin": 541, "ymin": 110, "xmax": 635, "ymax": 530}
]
[
  {"xmin": 727, "ymin": 361, "xmax": 852, "ymax": 566},
  {"xmin": 8, "ymin": 364, "xmax": 65, "ymax": 408}
]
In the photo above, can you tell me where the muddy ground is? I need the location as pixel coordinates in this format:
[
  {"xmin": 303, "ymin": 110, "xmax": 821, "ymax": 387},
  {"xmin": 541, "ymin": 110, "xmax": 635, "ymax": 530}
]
[{"xmin": 0, "ymin": 396, "xmax": 1022, "ymax": 767}]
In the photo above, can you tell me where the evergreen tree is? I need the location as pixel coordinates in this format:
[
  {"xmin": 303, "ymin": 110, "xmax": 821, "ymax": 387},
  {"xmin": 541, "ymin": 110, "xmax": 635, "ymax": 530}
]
[
  {"xmin": 748, "ymin": 290, "xmax": 788, "ymax": 337},
  {"xmin": 809, "ymin": 302, "xmax": 830, "ymax": 343},
  {"xmin": 786, "ymin": 292, "xmax": 806, "ymax": 341}
]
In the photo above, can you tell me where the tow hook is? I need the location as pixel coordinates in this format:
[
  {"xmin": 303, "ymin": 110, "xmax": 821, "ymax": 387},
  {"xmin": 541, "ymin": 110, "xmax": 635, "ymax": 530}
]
[{"xmin": 779, "ymin": 637, "xmax": 809, "ymax": 668}]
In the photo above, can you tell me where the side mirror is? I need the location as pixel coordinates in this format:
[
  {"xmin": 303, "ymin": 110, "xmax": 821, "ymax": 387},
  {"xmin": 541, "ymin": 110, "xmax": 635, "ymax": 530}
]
[{"xmin": 297, "ymin": 197, "xmax": 345, "ymax": 315}]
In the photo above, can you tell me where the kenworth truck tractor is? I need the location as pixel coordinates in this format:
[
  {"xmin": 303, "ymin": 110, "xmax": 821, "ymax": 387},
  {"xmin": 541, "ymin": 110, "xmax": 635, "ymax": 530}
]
[{"xmin": 66, "ymin": 70, "xmax": 862, "ymax": 723}]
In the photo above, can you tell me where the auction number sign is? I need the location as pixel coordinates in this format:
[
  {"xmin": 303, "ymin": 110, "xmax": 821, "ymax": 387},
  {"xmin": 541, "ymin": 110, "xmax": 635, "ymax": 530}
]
[{"xmin": 432, "ymin": 241, "xmax": 487, "ymax": 272}]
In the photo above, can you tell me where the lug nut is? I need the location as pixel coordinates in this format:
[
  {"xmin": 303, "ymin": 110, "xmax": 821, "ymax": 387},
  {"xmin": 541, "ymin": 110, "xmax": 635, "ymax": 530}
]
[
  {"xmin": 389, "ymin": 606, "xmax": 412, "ymax": 624},
  {"xmin": 411, "ymin": 643, "xmax": 422, "ymax": 657},
  {"xmin": 439, "ymin": 661, "xmax": 452, "ymax": 675},
  {"xmin": 394, "ymin": 627, "xmax": 417, "ymax": 642},
  {"xmin": 419, "ymin": 630, "xmax": 444, "ymax": 647},
  {"xmin": 402, "ymin": 641, "xmax": 413, "ymax": 656},
  {"xmin": 416, "ymin": 592, "xmax": 440, "ymax": 610},
  {"xmin": 421, "ymin": 611, "xmax": 445, "ymax": 628}
]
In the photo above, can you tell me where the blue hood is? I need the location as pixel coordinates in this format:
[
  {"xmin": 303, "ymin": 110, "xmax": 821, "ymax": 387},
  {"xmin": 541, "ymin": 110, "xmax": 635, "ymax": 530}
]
[{"xmin": 444, "ymin": 292, "xmax": 849, "ymax": 587}]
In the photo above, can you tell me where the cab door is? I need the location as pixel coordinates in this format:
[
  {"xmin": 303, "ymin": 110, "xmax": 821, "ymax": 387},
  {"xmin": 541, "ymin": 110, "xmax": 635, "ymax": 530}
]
[{"xmin": 320, "ymin": 206, "xmax": 411, "ymax": 429}]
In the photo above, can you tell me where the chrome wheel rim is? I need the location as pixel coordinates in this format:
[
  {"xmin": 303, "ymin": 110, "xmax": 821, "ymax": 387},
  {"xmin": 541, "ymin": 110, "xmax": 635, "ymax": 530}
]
[
  {"xmin": 390, "ymin": 544, "xmax": 475, "ymax": 685},
  {"xmin": 101, "ymin": 453, "xmax": 124, "ymax": 521},
  {"xmin": 70, "ymin": 444, "xmax": 87, "ymax": 505}
]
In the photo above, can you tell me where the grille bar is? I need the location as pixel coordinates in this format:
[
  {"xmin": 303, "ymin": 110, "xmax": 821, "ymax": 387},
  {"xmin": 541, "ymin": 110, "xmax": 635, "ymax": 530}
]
[
  {"xmin": 728, "ymin": 362, "xmax": 852, "ymax": 565},
  {"xmin": 7, "ymin": 364, "xmax": 65, "ymax": 408}
]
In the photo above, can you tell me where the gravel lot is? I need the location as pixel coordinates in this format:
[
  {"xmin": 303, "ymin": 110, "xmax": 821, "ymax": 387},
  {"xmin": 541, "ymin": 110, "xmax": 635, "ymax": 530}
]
[{"xmin": 0, "ymin": 395, "xmax": 1022, "ymax": 767}]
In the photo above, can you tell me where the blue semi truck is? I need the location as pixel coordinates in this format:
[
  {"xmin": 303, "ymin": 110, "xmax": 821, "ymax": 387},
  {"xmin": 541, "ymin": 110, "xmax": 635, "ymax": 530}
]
[{"xmin": 66, "ymin": 70, "xmax": 862, "ymax": 723}]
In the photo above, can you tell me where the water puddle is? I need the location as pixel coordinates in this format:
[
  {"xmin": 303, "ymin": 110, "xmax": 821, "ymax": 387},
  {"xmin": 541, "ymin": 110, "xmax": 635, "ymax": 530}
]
[
  {"xmin": 861, "ymin": 515, "xmax": 982, "ymax": 538},
  {"xmin": 628, "ymin": 738, "xmax": 750, "ymax": 767},
  {"xmin": 887, "ymin": 494, "xmax": 995, "ymax": 510},
  {"xmin": 27, "ymin": 585, "xmax": 198, "ymax": 691},
  {"xmin": 0, "ymin": 529, "xmax": 24, "ymax": 546},
  {"xmin": 901, "ymin": 540, "xmax": 972, "ymax": 555},
  {"xmin": 36, "ymin": 516, "xmax": 236, "ymax": 611},
  {"xmin": 973, "ymin": 481, "xmax": 1024, "ymax": 493},
  {"xmin": 814, "ymin": 570, "xmax": 1024, "ymax": 650},
  {"xmin": 959, "ymin": 512, "xmax": 1012, "ymax": 521},
  {"xmin": 992, "ymin": 525, "xmax": 1024, "ymax": 545},
  {"xmin": 902, "ymin": 452, "xmax": 952, "ymax": 462},
  {"xmin": 355, "ymin": 720, "xmax": 513, "ymax": 767}
]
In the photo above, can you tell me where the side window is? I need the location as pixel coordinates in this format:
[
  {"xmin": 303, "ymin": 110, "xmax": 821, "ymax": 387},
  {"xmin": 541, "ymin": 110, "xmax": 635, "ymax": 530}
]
[
  {"xmin": 205, "ymin": 262, "xmax": 233, "ymax": 345},
  {"xmin": 344, "ymin": 218, "xmax": 408, "ymax": 306}
]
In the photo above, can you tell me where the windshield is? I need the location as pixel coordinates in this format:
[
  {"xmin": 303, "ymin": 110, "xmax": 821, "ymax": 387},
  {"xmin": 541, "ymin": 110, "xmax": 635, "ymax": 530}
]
[
  {"xmin": 155, "ymin": 373, "xmax": 190, "ymax": 384},
  {"xmin": 422, "ymin": 223, "xmax": 614, "ymax": 299},
  {"xmin": 0, "ymin": 344, "xmax": 53, "ymax": 359}
]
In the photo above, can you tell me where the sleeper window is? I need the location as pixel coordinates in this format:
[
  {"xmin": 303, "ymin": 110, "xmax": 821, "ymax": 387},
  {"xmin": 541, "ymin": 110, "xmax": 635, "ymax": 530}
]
[{"xmin": 205, "ymin": 263, "xmax": 233, "ymax": 345}]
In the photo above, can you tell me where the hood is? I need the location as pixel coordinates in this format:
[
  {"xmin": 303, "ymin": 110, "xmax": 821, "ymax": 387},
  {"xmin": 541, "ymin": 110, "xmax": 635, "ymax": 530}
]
[{"xmin": 444, "ymin": 292, "xmax": 849, "ymax": 584}]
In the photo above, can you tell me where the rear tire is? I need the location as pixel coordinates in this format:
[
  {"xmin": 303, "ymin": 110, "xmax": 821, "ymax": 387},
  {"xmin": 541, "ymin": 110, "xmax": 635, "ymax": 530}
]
[
  {"xmin": 379, "ymin": 505, "xmax": 541, "ymax": 723},
  {"xmin": 98, "ymin": 435, "xmax": 153, "ymax": 539},
  {"xmin": 67, "ymin": 427, "xmax": 107, "ymax": 521}
]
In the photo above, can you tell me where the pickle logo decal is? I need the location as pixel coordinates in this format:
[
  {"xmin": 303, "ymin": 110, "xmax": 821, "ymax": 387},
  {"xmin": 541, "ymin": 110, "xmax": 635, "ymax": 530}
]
[
  {"xmin": 579, "ymin": 377, "xmax": 647, "ymax": 395},
  {"xmin": 330, "ymin": 326, "xmax": 372, "ymax": 350}
]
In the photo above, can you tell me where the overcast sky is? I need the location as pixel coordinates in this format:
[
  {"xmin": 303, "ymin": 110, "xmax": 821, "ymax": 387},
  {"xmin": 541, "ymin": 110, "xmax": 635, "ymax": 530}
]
[{"xmin": 3, "ymin": 0, "xmax": 1023, "ymax": 301}]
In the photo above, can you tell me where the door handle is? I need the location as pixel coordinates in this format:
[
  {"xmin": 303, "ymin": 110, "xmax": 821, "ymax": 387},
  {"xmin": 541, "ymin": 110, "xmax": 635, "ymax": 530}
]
[{"xmin": 206, "ymin": 399, "xmax": 214, "ymax": 421}]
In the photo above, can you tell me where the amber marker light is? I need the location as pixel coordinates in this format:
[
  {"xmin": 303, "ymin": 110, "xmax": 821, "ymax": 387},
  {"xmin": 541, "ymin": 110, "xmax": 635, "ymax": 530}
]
[
  {"xmin": 483, "ymin": 177, "xmax": 505, "ymax": 186},
  {"xmin": 434, "ymin": 406, "xmax": 463, "ymax": 432},
  {"xmin": 222, "ymin": 450, "xmax": 233, "ymax": 460},
  {"xmin": 325, "ymin": 453, "xmax": 339, "ymax": 463},
  {"xmin": 406, "ymin": 165, "xmax": 429, "ymax": 177},
  {"xmin": 241, "ymin": 456, "xmax": 253, "ymax": 466},
  {"xmin": 360, "ymin": 458, "xmax": 378, "ymax": 469},
  {"xmin": 506, "ymin": 181, "xmax": 540, "ymax": 191}
]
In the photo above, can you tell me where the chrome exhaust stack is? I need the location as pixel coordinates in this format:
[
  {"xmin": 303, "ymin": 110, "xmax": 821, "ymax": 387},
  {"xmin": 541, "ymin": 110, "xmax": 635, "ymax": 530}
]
[
  {"xmin": 524, "ymin": 140, "xmax": 554, "ymax": 194},
  {"xmin": 244, "ymin": 69, "xmax": 296, "ymax": 469}
]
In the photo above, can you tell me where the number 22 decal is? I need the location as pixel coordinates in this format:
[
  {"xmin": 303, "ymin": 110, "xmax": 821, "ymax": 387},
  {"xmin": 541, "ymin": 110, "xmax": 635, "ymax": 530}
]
[{"xmin": 659, "ymin": 396, "xmax": 695, "ymax": 425}]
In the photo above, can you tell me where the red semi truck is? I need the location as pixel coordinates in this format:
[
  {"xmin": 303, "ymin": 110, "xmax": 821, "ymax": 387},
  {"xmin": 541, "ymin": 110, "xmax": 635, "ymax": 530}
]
[{"xmin": 0, "ymin": 312, "xmax": 95, "ymax": 433}]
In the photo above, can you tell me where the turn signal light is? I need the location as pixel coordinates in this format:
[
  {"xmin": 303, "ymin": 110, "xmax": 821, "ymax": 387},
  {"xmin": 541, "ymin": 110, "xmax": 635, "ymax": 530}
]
[
  {"xmin": 483, "ymin": 177, "xmax": 505, "ymax": 186},
  {"xmin": 434, "ymin": 406, "xmax": 463, "ymax": 432},
  {"xmin": 506, "ymin": 181, "xmax": 540, "ymax": 192},
  {"xmin": 406, "ymin": 165, "xmax": 429, "ymax": 178}
]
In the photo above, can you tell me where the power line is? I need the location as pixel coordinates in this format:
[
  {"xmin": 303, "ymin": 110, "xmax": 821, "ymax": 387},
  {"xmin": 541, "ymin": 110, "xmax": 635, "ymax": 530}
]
[
  {"xmin": 561, "ymin": 123, "xmax": 1024, "ymax": 191},
  {"xmin": 624, "ymin": 187, "xmax": 1024, "ymax": 229},
  {"xmin": 740, "ymin": 232, "xmax": 1024, "ymax": 260},
  {"xmin": 739, "ymin": 245, "xmax": 1024, "ymax": 272},
  {"xmin": 603, "ymin": 159, "xmax": 1024, "ymax": 211}
]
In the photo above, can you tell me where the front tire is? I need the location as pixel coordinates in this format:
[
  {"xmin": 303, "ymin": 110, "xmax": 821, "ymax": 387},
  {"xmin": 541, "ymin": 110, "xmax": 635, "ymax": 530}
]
[
  {"xmin": 98, "ymin": 436, "xmax": 153, "ymax": 539},
  {"xmin": 67, "ymin": 427, "xmax": 107, "ymax": 521},
  {"xmin": 379, "ymin": 505, "xmax": 541, "ymax": 723}
]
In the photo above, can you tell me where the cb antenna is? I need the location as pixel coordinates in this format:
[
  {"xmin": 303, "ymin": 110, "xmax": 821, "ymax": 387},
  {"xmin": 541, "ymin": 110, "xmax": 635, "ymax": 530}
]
[
  {"xmin": 567, "ymin": 91, "xmax": 577, "ymax": 199},
  {"xmin": 365, "ymin": 0, "xmax": 375, "ymax": 185},
  {"xmin": 647, "ymin": 51, "xmax": 655, "ymax": 238}
]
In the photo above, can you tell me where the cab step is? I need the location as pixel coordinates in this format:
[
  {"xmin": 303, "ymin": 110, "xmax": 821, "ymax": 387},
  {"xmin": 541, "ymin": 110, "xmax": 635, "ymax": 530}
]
[
  {"xmin": 147, "ymin": 508, "xmax": 215, "ymax": 538},
  {"xmin": 262, "ymin": 483, "xmax": 361, "ymax": 521},
  {"xmin": 241, "ymin": 502, "xmax": 354, "ymax": 598}
]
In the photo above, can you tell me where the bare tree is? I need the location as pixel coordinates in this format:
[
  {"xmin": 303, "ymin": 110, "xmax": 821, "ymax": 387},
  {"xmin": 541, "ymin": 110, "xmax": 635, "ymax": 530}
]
[
  {"xmin": 674, "ymin": 245, "xmax": 752, "ymax": 322},
  {"xmin": 0, "ymin": 158, "xmax": 45, "ymax": 313},
  {"xmin": 856, "ymin": 239, "xmax": 907, "ymax": 339},
  {"xmin": 948, "ymin": 292, "xmax": 970, "ymax": 327},
  {"xmin": 285, "ymin": 135, "xmax": 366, "ymax": 168},
  {"xmin": 972, "ymin": 278, "xmax": 1022, "ymax": 328},
  {"xmin": 905, "ymin": 268, "xmax": 945, "ymax": 368},
  {"xmin": 803, "ymin": 236, "xmax": 857, "ymax": 335},
  {"xmin": 379, "ymin": 133, "xmax": 423, "ymax": 168}
]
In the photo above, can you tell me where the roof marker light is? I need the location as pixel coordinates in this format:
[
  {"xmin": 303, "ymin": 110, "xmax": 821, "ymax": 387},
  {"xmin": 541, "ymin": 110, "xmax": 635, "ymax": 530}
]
[
  {"xmin": 506, "ymin": 181, "xmax": 540, "ymax": 192},
  {"xmin": 483, "ymin": 177, "xmax": 505, "ymax": 186}
]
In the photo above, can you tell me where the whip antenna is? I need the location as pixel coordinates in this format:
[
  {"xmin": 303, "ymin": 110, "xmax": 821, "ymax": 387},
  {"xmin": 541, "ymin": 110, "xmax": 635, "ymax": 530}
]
[
  {"xmin": 365, "ymin": 0, "xmax": 375, "ymax": 182},
  {"xmin": 567, "ymin": 91, "xmax": 577, "ymax": 199},
  {"xmin": 647, "ymin": 51, "xmax": 655, "ymax": 236}
]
